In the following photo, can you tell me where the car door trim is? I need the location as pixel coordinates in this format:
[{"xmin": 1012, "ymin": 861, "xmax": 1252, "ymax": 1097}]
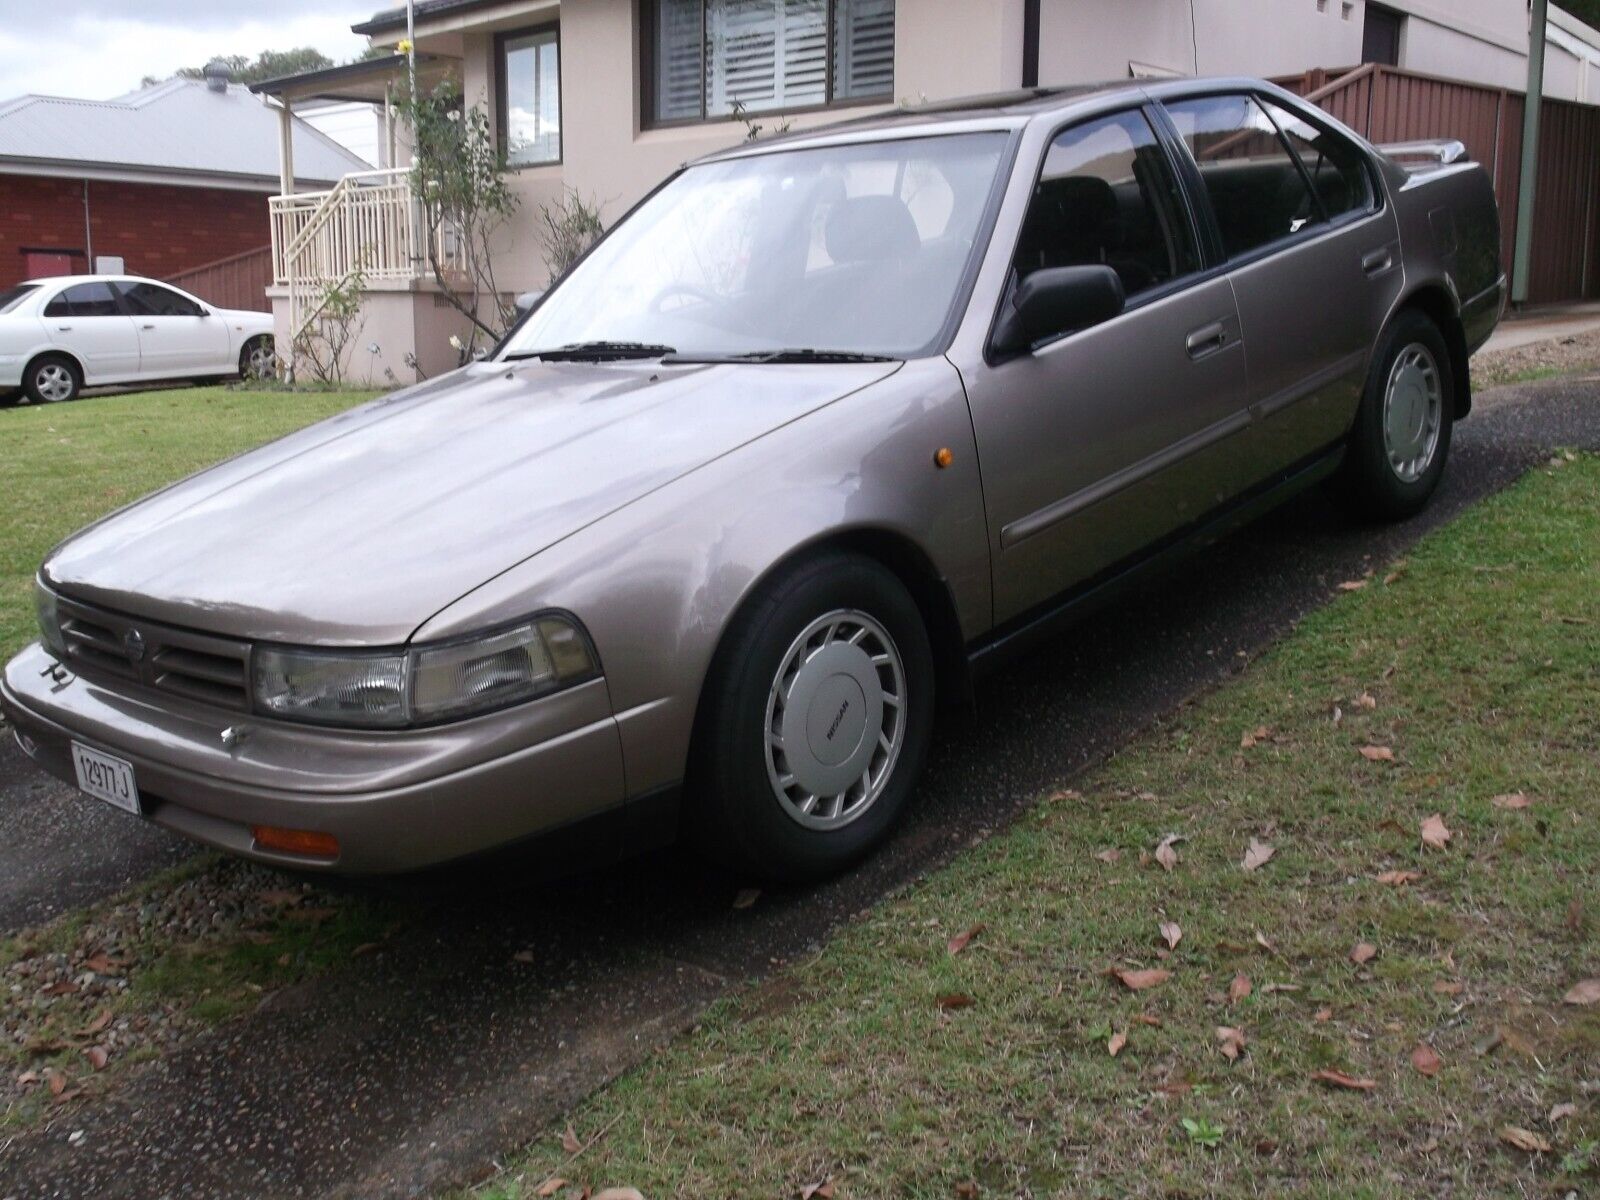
[
  {"xmin": 1251, "ymin": 347, "xmax": 1369, "ymax": 420},
  {"xmin": 1000, "ymin": 398, "xmax": 1251, "ymax": 549}
]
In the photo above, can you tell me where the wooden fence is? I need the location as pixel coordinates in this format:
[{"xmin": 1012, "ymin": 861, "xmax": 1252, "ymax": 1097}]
[
  {"xmin": 1277, "ymin": 63, "xmax": 1600, "ymax": 305},
  {"xmin": 166, "ymin": 245, "xmax": 273, "ymax": 313}
]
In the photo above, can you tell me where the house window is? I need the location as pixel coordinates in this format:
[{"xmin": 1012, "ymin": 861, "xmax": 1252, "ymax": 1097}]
[
  {"xmin": 649, "ymin": 0, "xmax": 895, "ymax": 126},
  {"xmin": 1362, "ymin": 4, "xmax": 1403, "ymax": 65},
  {"xmin": 498, "ymin": 26, "xmax": 561, "ymax": 166}
]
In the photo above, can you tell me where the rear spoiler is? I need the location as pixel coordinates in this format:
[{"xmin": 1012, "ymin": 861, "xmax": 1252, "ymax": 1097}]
[{"xmin": 1376, "ymin": 139, "xmax": 1470, "ymax": 168}]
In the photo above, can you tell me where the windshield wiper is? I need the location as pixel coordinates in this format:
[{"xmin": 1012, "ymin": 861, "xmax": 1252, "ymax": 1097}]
[
  {"xmin": 506, "ymin": 341, "xmax": 677, "ymax": 362},
  {"xmin": 663, "ymin": 348, "xmax": 899, "ymax": 365}
]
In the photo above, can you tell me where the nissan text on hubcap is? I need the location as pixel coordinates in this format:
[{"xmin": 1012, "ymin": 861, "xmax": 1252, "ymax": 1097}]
[
  {"xmin": 35, "ymin": 364, "xmax": 73, "ymax": 402},
  {"xmin": 1382, "ymin": 343, "xmax": 1442, "ymax": 483},
  {"xmin": 764, "ymin": 609, "xmax": 906, "ymax": 831}
]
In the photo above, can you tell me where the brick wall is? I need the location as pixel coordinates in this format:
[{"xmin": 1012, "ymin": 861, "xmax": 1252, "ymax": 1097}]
[{"xmin": 0, "ymin": 175, "xmax": 272, "ymax": 289}]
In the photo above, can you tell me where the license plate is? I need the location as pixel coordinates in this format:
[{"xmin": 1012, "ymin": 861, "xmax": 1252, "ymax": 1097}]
[{"xmin": 70, "ymin": 741, "xmax": 141, "ymax": 816}]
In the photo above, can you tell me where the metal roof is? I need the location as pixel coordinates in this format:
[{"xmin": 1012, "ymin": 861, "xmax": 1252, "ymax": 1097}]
[
  {"xmin": 353, "ymin": 0, "xmax": 507, "ymax": 36},
  {"xmin": 0, "ymin": 78, "xmax": 371, "ymax": 189}
]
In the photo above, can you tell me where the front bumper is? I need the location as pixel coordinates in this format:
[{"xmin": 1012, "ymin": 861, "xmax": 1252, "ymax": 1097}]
[{"xmin": 1, "ymin": 641, "xmax": 628, "ymax": 873}]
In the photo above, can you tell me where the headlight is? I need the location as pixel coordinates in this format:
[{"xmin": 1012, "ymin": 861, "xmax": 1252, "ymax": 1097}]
[
  {"xmin": 251, "ymin": 614, "xmax": 598, "ymax": 728},
  {"xmin": 34, "ymin": 580, "xmax": 65, "ymax": 658}
]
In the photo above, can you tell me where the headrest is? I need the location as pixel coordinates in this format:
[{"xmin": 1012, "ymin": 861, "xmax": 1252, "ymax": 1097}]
[
  {"xmin": 1042, "ymin": 175, "xmax": 1117, "ymax": 227},
  {"xmin": 825, "ymin": 195, "xmax": 921, "ymax": 263}
]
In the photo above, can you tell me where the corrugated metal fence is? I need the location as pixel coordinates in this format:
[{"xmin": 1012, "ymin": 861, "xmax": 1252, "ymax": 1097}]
[
  {"xmin": 1278, "ymin": 63, "xmax": 1600, "ymax": 305},
  {"xmin": 166, "ymin": 245, "xmax": 273, "ymax": 313}
]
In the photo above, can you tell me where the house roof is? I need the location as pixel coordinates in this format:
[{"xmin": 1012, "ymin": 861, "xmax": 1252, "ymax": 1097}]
[
  {"xmin": 353, "ymin": 0, "xmax": 519, "ymax": 36},
  {"xmin": 0, "ymin": 77, "xmax": 371, "ymax": 191}
]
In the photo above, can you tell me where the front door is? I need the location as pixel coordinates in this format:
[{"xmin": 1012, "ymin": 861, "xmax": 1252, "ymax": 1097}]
[
  {"xmin": 959, "ymin": 107, "xmax": 1252, "ymax": 624},
  {"xmin": 41, "ymin": 281, "xmax": 140, "ymax": 381},
  {"xmin": 116, "ymin": 281, "xmax": 231, "ymax": 376}
]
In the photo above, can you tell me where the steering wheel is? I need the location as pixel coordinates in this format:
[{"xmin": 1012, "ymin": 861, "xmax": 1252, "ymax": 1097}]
[{"xmin": 650, "ymin": 283, "xmax": 720, "ymax": 313}]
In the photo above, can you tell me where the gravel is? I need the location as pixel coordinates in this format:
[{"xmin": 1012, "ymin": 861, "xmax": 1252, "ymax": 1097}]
[{"xmin": 1472, "ymin": 326, "xmax": 1600, "ymax": 388}]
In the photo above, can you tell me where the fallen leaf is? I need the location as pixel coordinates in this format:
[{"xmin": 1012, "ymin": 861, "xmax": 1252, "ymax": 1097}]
[
  {"xmin": 1562, "ymin": 979, "xmax": 1600, "ymax": 1006},
  {"xmin": 561, "ymin": 1125, "xmax": 583, "ymax": 1155},
  {"xmin": 954, "ymin": 1182, "xmax": 979, "ymax": 1200},
  {"xmin": 1566, "ymin": 898, "xmax": 1584, "ymax": 932},
  {"xmin": 592, "ymin": 1190, "xmax": 646, "ymax": 1200},
  {"xmin": 1216, "ymin": 1026, "xmax": 1247, "ymax": 1061},
  {"xmin": 1228, "ymin": 974, "xmax": 1252, "ymax": 1005},
  {"xmin": 801, "ymin": 1180, "xmax": 835, "ymax": 1200},
  {"xmin": 1375, "ymin": 870, "xmax": 1422, "ymax": 886},
  {"xmin": 285, "ymin": 906, "xmax": 338, "ymax": 924},
  {"xmin": 1158, "ymin": 921, "xmax": 1182, "ymax": 950},
  {"xmin": 936, "ymin": 993, "xmax": 975, "ymax": 1010},
  {"xmin": 1332, "ymin": 704, "xmax": 1344, "ymax": 726},
  {"xmin": 1432, "ymin": 980, "xmax": 1464, "ymax": 996},
  {"xmin": 511, "ymin": 949, "xmax": 536, "ymax": 964},
  {"xmin": 1338, "ymin": 579, "xmax": 1367, "ymax": 592},
  {"xmin": 1108, "ymin": 1030, "xmax": 1127, "ymax": 1057},
  {"xmin": 1359, "ymin": 745, "xmax": 1395, "ymax": 762},
  {"xmin": 1241, "ymin": 838, "xmax": 1276, "ymax": 872},
  {"xmin": 81, "ymin": 952, "xmax": 119, "ymax": 975},
  {"xmin": 1356, "ymin": 692, "xmax": 1377, "ymax": 710},
  {"xmin": 732, "ymin": 888, "xmax": 761, "ymax": 910},
  {"xmin": 1254, "ymin": 930, "xmax": 1276, "ymax": 951},
  {"xmin": 1550, "ymin": 1102, "xmax": 1577, "ymax": 1123},
  {"xmin": 1240, "ymin": 725, "xmax": 1270, "ymax": 749},
  {"xmin": 1350, "ymin": 942, "xmax": 1378, "ymax": 965},
  {"xmin": 535, "ymin": 1179, "xmax": 568, "ymax": 1198},
  {"xmin": 41, "ymin": 981, "xmax": 79, "ymax": 997},
  {"xmin": 1491, "ymin": 792, "xmax": 1533, "ymax": 810},
  {"xmin": 1154, "ymin": 1079, "xmax": 1193, "ymax": 1097},
  {"xmin": 257, "ymin": 888, "xmax": 303, "ymax": 907},
  {"xmin": 1154, "ymin": 835, "xmax": 1181, "ymax": 872},
  {"xmin": 81, "ymin": 1010, "xmax": 112, "ymax": 1036},
  {"xmin": 15, "ymin": 1070, "xmax": 38, "ymax": 1087},
  {"xmin": 1314, "ymin": 1007, "xmax": 1333, "ymax": 1022},
  {"xmin": 1113, "ymin": 968, "xmax": 1172, "ymax": 992},
  {"xmin": 84, "ymin": 1045, "xmax": 108, "ymax": 1072},
  {"xmin": 46, "ymin": 1070, "xmax": 66, "ymax": 1097},
  {"xmin": 1420, "ymin": 813, "xmax": 1452, "ymax": 851},
  {"xmin": 946, "ymin": 924, "xmax": 984, "ymax": 956},
  {"xmin": 1311, "ymin": 1069, "xmax": 1377, "ymax": 1091},
  {"xmin": 1410, "ymin": 1043, "xmax": 1442, "ymax": 1076},
  {"xmin": 1094, "ymin": 848, "xmax": 1121, "ymax": 864},
  {"xmin": 1498, "ymin": 1126, "xmax": 1552, "ymax": 1154},
  {"xmin": 1132, "ymin": 1013, "xmax": 1163, "ymax": 1027}
]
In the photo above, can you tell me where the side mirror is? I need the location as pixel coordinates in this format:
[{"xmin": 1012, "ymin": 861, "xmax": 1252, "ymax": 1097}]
[
  {"xmin": 514, "ymin": 290, "xmax": 544, "ymax": 315},
  {"xmin": 991, "ymin": 265, "xmax": 1124, "ymax": 356}
]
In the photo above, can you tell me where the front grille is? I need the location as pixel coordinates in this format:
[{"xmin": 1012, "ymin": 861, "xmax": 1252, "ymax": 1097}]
[{"xmin": 56, "ymin": 596, "xmax": 252, "ymax": 712}]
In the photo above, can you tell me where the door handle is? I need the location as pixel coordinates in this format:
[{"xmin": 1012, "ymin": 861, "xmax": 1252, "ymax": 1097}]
[
  {"xmin": 55, "ymin": 325, "xmax": 71, "ymax": 332},
  {"xmin": 1361, "ymin": 247, "xmax": 1395, "ymax": 277},
  {"xmin": 140, "ymin": 324, "xmax": 156, "ymax": 330},
  {"xmin": 1185, "ymin": 321, "xmax": 1227, "ymax": 360}
]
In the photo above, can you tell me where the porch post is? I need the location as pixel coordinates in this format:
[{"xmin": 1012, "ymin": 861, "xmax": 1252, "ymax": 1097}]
[
  {"xmin": 1512, "ymin": 0, "xmax": 1548, "ymax": 305},
  {"xmin": 277, "ymin": 96, "xmax": 296, "ymax": 195}
]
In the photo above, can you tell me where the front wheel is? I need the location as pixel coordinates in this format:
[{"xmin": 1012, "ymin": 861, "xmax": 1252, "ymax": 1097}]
[
  {"xmin": 240, "ymin": 335, "xmax": 277, "ymax": 381},
  {"xmin": 1336, "ymin": 310, "xmax": 1454, "ymax": 521},
  {"xmin": 687, "ymin": 552, "xmax": 935, "ymax": 881},
  {"xmin": 24, "ymin": 355, "xmax": 80, "ymax": 404}
]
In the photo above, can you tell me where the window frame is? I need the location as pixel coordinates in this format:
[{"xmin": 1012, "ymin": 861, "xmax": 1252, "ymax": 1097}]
[
  {"xmin": 43, "ymin": 280, "xmax": 126, "ymax": 319},
  {"xmin": 495, "ymin": 21, "xmax": 563, "ymax": 169},
  {"xmin": 114, "ymin": 280, "xmax": 207, "ymax": 318},
  {"xmin": 639, "ymin": 0, "xmax": 896, "ymax": 131}
]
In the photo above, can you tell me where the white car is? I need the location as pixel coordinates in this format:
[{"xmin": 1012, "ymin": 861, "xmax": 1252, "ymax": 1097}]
[{"xmin": 0, "ymin": 275, "xmax": 275, "ymax": 405}]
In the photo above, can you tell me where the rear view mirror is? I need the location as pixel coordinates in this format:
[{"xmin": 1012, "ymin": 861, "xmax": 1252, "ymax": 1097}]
[
  {"xmin": 992, "ymin": 265, "xmax": 1124, "ymax": 356},
  {"xmin": 514, "ymin": 290, "xmax": 544, "ymax": 315}
]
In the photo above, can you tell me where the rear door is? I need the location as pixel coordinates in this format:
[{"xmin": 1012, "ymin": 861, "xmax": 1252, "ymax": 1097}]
[
  {"xmin": 41, "ymin": 282, "xmax": 140, "ymax": 381},
  {"xmin": 1160, "ymin": 92, "xmax": 1402, "ymax": 471},
  {"xmin": 116, "ymin": 281, "xmax": 232, "ymax": 377},
  {"xmin": 959, "ymin": 107, "xmax": 1253, "ymax": 624}
]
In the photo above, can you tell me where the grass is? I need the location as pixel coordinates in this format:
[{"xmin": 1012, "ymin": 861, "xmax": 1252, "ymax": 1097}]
[
  {"xmin": 0, "ymin": 386, "xmax": 376, "ymax": 662},
  {"xmin": 472, "ymin": 454, "xmax": 1600, "ymax": 1199}
]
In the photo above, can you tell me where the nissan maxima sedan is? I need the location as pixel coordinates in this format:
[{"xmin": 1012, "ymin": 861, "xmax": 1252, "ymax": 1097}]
[
  {"xmin": 0, "ymin": 274, "xmax": 276, "ymax": 405},
  {"xmin": 2, "ymin": 79, "xmax": 1503, "ymax": 880}
]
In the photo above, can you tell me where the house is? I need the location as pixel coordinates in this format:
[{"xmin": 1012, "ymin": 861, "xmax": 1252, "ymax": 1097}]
[
  {"xmin": 254, "ymin": 0, "xmax": 1600, "ymax": 384},
  {"xmin": 0, "ymin": 62, "xmax": 371, "ymax": 307}
]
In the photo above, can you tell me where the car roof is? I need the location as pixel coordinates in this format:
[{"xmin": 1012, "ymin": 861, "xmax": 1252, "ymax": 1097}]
[{"xmin": 13, "ymin": 275, "xmax": 168, "ymax": 288}]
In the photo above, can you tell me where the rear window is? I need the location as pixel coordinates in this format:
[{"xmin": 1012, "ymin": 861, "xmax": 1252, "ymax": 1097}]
[
  {"xmin": 0, "ymin": 284, "xmax": 39, "ymax": 315},
  {"xmin": 43, "ymin": 282, "xmax": 121, "ymax": 318}
]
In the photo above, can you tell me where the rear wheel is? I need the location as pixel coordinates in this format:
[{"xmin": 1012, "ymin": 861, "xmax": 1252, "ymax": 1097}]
[
  {"xmin": 24, "ymin": 355, "xmax": 80, "ymax": 404},
  {"xmin": 688, "ymin": 551, "xmax": 935, "ymax": 881},
  {"xmin": 1336, "ymin": 309, "xmax": 1453, "ymax": 521},
  {"xmin": 0, "ymin": 389, "xmax": 22, "ymax": 408}
]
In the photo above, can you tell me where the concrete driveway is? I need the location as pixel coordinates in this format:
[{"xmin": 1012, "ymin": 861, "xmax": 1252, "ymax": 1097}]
[{"xmin": 0, "ymin": 376, "xmax": 1595, "ymax": 1200}]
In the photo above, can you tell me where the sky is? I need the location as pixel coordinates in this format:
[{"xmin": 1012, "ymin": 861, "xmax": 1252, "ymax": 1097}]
[{"xmin": 0, "ymin": 0, "xmax": 377, "ymax": 101}]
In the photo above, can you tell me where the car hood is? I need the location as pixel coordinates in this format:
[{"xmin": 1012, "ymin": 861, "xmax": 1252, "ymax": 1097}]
[{"xmin": 44, "ymin": 358, "xmax": 900, "ymax": 644}]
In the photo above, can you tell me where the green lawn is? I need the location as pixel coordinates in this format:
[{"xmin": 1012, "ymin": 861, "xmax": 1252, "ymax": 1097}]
[
  {"xmin": 473, "ymin": 455, "xmax": 1600, "ymax": 1200},
  {"xmin": 0, "ymin": 387, "xmax": 375, "ymax": 662}
]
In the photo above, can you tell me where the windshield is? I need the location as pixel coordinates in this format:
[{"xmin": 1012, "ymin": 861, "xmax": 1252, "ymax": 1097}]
[{"xmin": 501, "ymin": 132, "xmax": 1009, "ymax": 361}]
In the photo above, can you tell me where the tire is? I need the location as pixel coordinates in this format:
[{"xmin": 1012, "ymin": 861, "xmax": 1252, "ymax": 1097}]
[
  {"xmin": 240, "ymin": 335, "xmax": 276, "ymax": 381},
  {"xmin": 1336, "ymin": 309, "xmax": 1454, "ymax": 521},
  {"xmin": 687, "ymin": 551, "xmax": 936, "ymax": 882},
  {"xmin": 23, "ymin": 354, "xmax": 81, "ymax": 404},
  {"xmin": 0, "ymin": 389, "xmax": 23, "ymax": 409}
]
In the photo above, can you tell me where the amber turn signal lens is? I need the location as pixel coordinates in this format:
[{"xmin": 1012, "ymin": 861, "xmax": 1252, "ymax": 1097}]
[
  {"xmin": 252, "ymin": 825, "xmax": 340, "ymax": 859},
  {"xmin": 934, "ymin": 447, "xmax": 954, "ymax": 469}
]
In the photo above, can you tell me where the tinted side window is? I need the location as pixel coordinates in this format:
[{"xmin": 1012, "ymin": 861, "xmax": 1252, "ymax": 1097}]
[
  {"xmin": 1257, "ymin": 97, "xmax": 1374, "ymax": 220},
  {"xmin": 43, "ymin": 282, "xmax": 122, "ymax": 318},
  {"xmin": 1164, "ymin": 94, "xmax": 1322, "ymax": 259},
  {"xmin": 1013, "ymin": 109, "xmax": 1200, "ymax": 299},
  {"xmin": 119, "ymin": 282, "xmax": 204, "ymax": 317}
]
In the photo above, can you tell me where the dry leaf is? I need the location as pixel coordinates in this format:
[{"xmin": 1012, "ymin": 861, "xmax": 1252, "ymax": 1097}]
[
  {"xmin": 1311, "ymin": 1069, "xmax": 1377, "ymax": 1091},
  {"xmin": 1356, "ymin": 692, "xmax": 1377, "ymax": 710},
  {"xmin": 1132, "ymin": 1013, "xmax": 1163, "ymax": 1027},
  {"xmin": 1432, "ymin": 980, "xmax": 1464, "ymax": 996},
  {"xmin": 81, "ymin": 952, "xmax": 118, "ymax": 975},
  {"xmin": 1410, "ymin": 1043, "xmax": 1441, "ymax": 1076},
  {"xmin": 1159, "ymin": 921, "xmax": 1182, "ymax": 950},
  {"xmin": 1562, "ymin": 979, "xmax": 1600, "ymax": 1006},
  {"xmin": 1216, "ymin": 1026, "xmax": 1247, "ymax": 1061},
  {"xmin": 1350, "ymin": 942, "xmax": 1378, "ymax": 965},
  {"xmin": 81, "ymin": 1010, "xmax": 112, "ymax": 1036},
  {"xmin": 947, "ymin": 924, "xmax": 984, "ymax": 956},
  {"xmin": 1108, "ymin": 1030, "xmax": 1127, "ymax": 1057},
  {"xmin": 1420, "ymin": 813, "xmax": 1452, "ymax": 850},
  {"xmin": 46, "ymin": 1070, "xmax": 66, "ymax": 1097},
  {"xmin": 257, "ymin": 888, "xmax": 303, "ymax": 907},
  {"xmin": 1314, "ymin": 1007, "xmax": 1333, "ymax": 1023},
  {"xmin": 1113, "ymin": 968, "xmax": 1172, "ymax": 991},
  {"xmin": 1491, "ymin": 792, "xmax": 1533, "ymax": 810},
  {"xmin": 954, "ymin": 1182, "xmax": 979, "ymax": 1200},
  {"xmin": 41, "ymin": 981, "xmax": 80, "ymax": 997},
  {"xmin": 732, "ymin": 888, "xmax": 761, "ymax": 910},
  {"xmin": 592, "ymin": 1190, "xmax": 646, "ymax": 1200},
  {"xmin": 1568, "ymin": 898, "xmax": 1585, "ymax": 932},
  {"xmin": 1240, "ymin": 725, "xmax": 1270, "ymax": 749},
  {"xmin": 801, "ymin": 1180, "xmax": 835, "ymax": 1200},
  {"xmin": 1254, "ymin": 930, "xmax": 1276, "ymax": 951},
  {"xmin": 84, "ymin": 1045, "xmax": 108, "ymax": 1072},
  {"xmin": 1094, "ymin": 848, "xmax": 1121, "ymax": 864},
  {"xmin": 1228, "ymin": 973, "xmax": 1252, "ymax": 1005},
  {"xmin": 561, "ymin": 1125, "xmax": 583, "ymax": 1155},
  {"xmin": 511, "ymin": 949, "xmax": 536, "ymax": 964},
  {"xmin": 1375, "ymin": 870, "xmax": 1421, "ymax": 886},
  {"xmin": 936, "ymin": 993, "xmax": 975, "ymax": 1010},
  {"xmin": 1359, "ymin": 745, "xmax": 1395, "ymax": 762},
  {"xmin": 535, "ymin": 1180, "xmax": 568, "ymax": 1198},
  {"xmin": 1498, "ymin": 1126, "xmax": 1552, "ymax": 1154},
  {"xmin": 1154, "ymin": 835, "xmax": 1181, "ymax": 872},
  {"xmin": 1550, "ymin": 1102, "xmax": 1577, "ymax": 1123},
  {"xmin": 1338, "ymin": 579, "xmax": 1367, "ymax": 591},
  {"xmin": 1241, "ymin": 838, "xmax": 1276, "ymax": 872}
]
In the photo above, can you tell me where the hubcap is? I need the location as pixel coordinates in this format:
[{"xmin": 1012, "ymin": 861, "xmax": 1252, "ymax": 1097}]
[
  {"xmin": 246, "ymin": 342, "xmax": 276, "ymax": 376},
  {"xmin": 1382, "ymin": 343, "xmax": 1442, "ymax": 483},
  {"xmin": 35, "ymin": 364, "xmax": 73, "ymax": 402},
  {"xmin": 764, "ymin": 609, "xmax": 906, "ymax": 831}
]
